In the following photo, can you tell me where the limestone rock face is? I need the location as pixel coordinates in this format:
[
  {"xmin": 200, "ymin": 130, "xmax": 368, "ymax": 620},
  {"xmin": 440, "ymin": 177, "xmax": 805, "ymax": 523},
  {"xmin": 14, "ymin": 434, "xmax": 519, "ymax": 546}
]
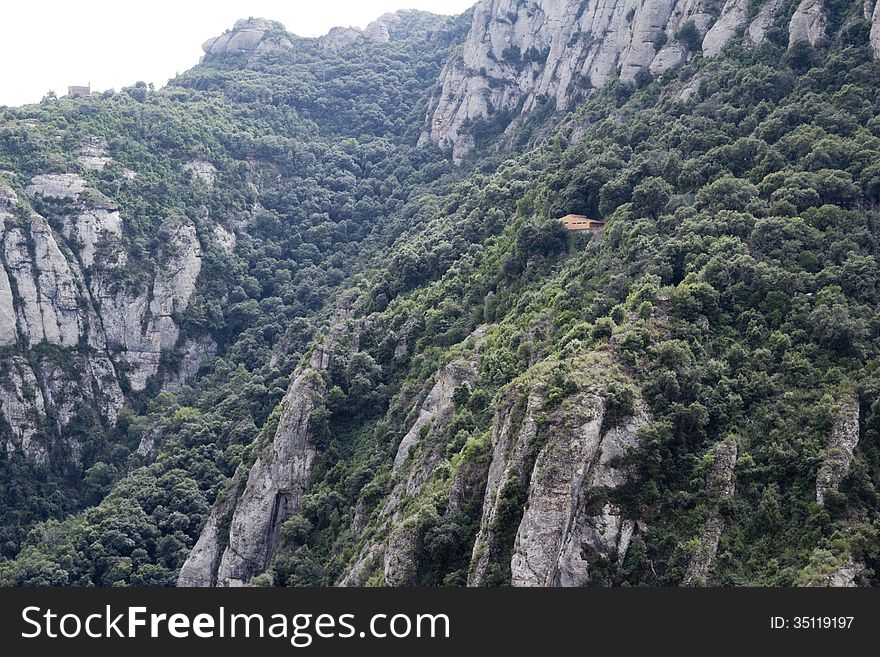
[
  {"xmin": 183, "ymin": 160, "xmax": 217, "ymax": 187},
  {"xmin": 319, "ymin": 26, "xmax": 365, "ymax": 51},
  {"xmin": 468, "ymin": 386, "xmax": 544, "ymax": 585},
  {"xmin": 62, "ymin": 201, "xmax": 123, "ymax": 269},
  {"xmin": 702, "ymin": 0, "xmax": 750, "ymax": 57},
  {"xmin": 816, "ymin": 394, "xmax": 860, "ymax": 505},
  {"xmin": 319, "ymin": 10, "xmax": 441, "ymax": 51},
  {"xmin": 682, "ymin": 438, "xmax": 738, "ymax": 586},
  {"xmin": 0, "ymin": 170, "xmax": 210, "ymax": 463},
  {"xmin": 0, "ymin": 357, "xmax": 47, "ymax": 464},
  {"xmin": 510, "ymin": 394, "xmax": 649, "ymax": 587},
  {"xmin": 871, "ymin": 2, "xmax": 880, "ymax": 58},
  {"xmin": 164, "ymin": 337, "xmax": 217, "ymax": 393},
  {"xmin": 789, "ymin": 0, "xmax": 826, "ymax": 46},
  {"xmin": 213, "ymin": 369, "xmax": 323, "ymax": 587},
  {"xmin": 177, "ymin": 478, "xmax": 245, "ymax": 587},
  {"xmin": 747, "ymin": 0, "xmax": 784, "ymax": 47},
  {"xmin": 25, "ymin": 173, "xmax": 86, "ymax": 199},
  {"xmin": 94, "ymin": 217, "xmax": 202, "ymax": 390},
  {"xmin": 392, "ymin": 358, "xmax": 478, "ymax": 472},
  {"xmin": 202, "ymin": 18, "xmax": 292, "ymax": 57},
  {"xmin": 179, "ymin": 302, "xmax": 359, "ymax": 587},
  {"xmin": 75, "ymin": 137, "xmax": 112, "ymax": 171},
  {"xmin": 338, "ymin": 327, "xmax": 488, "ymax": 586},
  {"xmin": 5, "ymin": 214, "xmax": 83, "ymax": 348},
  {"xmin": 424, "ymin": 0, "xmax": 731, "ymax": 161}
]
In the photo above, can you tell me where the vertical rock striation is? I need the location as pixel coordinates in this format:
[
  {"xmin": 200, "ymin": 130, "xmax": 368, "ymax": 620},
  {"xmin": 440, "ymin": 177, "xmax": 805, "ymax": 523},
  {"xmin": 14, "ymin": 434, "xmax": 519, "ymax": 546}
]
[
  {"xmin": 789, "ymin": 0, "xmax": 826, "ymax": 47},
  {"xmin": 682, "ymin": 438, "xmax": 738, "ymax": 586},
  {"xmin": 509, "ymin": 393, "xmax": 649, "ymax": 587},
  {"xmin": 816, "ymin": 394, "xmax": 860, "ymax": 506},
  {"xmin": 179, "ymin": 302, "xmax": 356, "ymax": 586},
  {"xmin": 424, "ymin": 0, "xmax": 741, "ymax": 161}
]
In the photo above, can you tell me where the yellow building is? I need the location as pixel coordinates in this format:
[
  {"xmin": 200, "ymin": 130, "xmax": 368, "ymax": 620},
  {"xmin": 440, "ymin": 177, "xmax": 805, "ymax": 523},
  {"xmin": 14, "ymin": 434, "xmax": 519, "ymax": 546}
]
[{"xmin": 559, "ymin": 214, "xmax": 605, "ymax": 231}]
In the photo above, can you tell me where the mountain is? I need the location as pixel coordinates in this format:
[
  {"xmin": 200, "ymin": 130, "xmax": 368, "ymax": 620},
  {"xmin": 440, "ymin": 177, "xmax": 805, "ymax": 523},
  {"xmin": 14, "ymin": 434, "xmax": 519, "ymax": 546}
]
[{"xmin": 2, "ymin": 1, "xmax": 880, "ymax": 587}]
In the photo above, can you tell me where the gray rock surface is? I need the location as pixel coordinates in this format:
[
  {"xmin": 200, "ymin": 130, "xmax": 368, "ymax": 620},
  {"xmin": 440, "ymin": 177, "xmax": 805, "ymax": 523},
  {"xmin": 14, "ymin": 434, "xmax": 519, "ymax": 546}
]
[
  {"xmin": 183, "ymin": 160, "xmax": 217, "ymax": 187},
  {"xmin": 202, "ymin": 18, "xmax": 292, "ymax": 57},
  {"xmin": 703, "ymin": 0, "xmax": 749, "ymax": 58},
  {"xmin": 423, "ymin": 0, "xmax": 729, "ymax": 161},
  {"xmin": 1, "ymin": 171, "xmax": 208, "ymax": 462},
  {"xmin": 510, "ymin": 393, "xmax": 649, "ymax": 587},
  {"xmin": 25, "ymin": 173, "xmax": 86, "ymax": 199},
  {"xmin": 468, "ymin": 386, "xmax": 544, "ymax": 585},
  {"xmin": 816, "ymin": 394, "xmax": 860, "ymax": 505},
  {"xmin": 180, "ymin": 302, "xmax": 358, "ymax": 587},
  {"xmin": 789, "ymin": 0, "xmax": 826, "ymax": 46},
  {"xmin": 177, "ymin": 477, "xmax": 245, "ymax": 587},
  {"xmin": 682, "ymin": 438, "xmax": 738, "ymax": 586},
  {"xmin": 94, "ymin": 217, "xmax": 202, "ymax": 390},
  {"xmin": 0, "ymin": 356, "xmax": 47, "ymax": 464},
  {"xmin": 75, "ymin": 137, "xmax": 112, "ymax": 171},
  {"xmin": 338, "ymin": 327, "xmax": 488, "ymax": 586},
  {"xmin": 872, "ymin": 2, "xmax": 880, "ymax": 58},
  {"xmin": 392, "ymin": 357, "xmax": 478, "ymax": 472},
  {"xmin": 213, "ymin": 368, "xmax": 323, "ymax": 586},
  {"xmin": 747, "ymin": 0, "xmax": 784, "ymax": 47}
]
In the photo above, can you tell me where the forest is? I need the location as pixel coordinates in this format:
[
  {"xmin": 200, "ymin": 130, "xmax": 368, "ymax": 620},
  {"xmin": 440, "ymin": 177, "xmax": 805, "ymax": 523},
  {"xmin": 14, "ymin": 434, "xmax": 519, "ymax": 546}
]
[{"xmin": 1, "ymin": 2, "xmax": 880, "ymax": 587}]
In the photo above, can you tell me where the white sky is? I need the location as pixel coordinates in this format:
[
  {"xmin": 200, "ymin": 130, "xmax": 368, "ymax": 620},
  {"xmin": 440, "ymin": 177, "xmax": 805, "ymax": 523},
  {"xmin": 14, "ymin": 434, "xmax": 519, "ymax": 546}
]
[{"xmin": 0, "ymin": 0, "xmax": 476, "ymax": 107}]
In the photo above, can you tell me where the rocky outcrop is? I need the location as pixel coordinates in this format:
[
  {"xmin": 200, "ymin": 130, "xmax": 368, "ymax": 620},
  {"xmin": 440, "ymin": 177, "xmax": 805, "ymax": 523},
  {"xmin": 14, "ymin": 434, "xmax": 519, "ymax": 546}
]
[
  {"xmin": 179, "ymin": 302, "xmax": 357, "ymax": 587},
  {"xmin": 682, "ymin": 438, "xmax": 738, "ymax": 586},
  {"xmin": 804, "ymin": 556, "xmax": 860, "ymax": 587},
  {"xmin": 25, "ymin": 173, "xmax": 85, "ymax": 199},
  {"xmin": 747, "ymin": 0, "xmax": 784, "ymax": 47},
  {"xmin": 467, "ymin": 361, "xmax": 650, "ymax": 587},
  {"xmin": 702, "ymin": 0, "xmax": 749, "ymax": 58},
  {"xmin": 75, "ymin": 137, "xmax": 112, "ymax": 171},
  {"xmin": 468, "ymin": 387, "xmax": 544, "ymax": 585},
  {"xmin": 319, "ymin": 10, "xmax": 444, "ymax": 51},
  {"xmin": 0, "ymin": 169, "xmax": 211, "ymax": 464},
  {"xmin": 384, "ymin": 523, "xmax": 421, "ymax": 586},
  {"xmin": 871, "ymin": 2, "xmax": 880, "ymax": 59},
  {"xmin": 392, "ymin": 358, "xmax": 478, "ymax": 472},
  {"xmin": 183, "ymin": 160, "xmax": 217, "ymax": 187},
  {"xmin": 213, "ymin": 367, "xmax": 323, "ymax": 586},
  {"xmin": 177, "ymin": 477, "xmax": 245, "ymax": 587},
  {"xmin": 789, "ymin": 0, "xmax": 826, "ymax": 47},
  {"xmin": 338, "ymin": 327, "xmax": 488, "ymax": 586},
  {"xmin": 319, "ymin": 27, "xmax": 366, "ymax": 51},
  {"xmin": 93, "ymin": 217, "xmax": 202, "ymax": 390},
  {"xmin": 423, "ymin": 0, "xmax": 730, "ymax": 161},
  {"xmin": 816, "ymin": 394, "xmax": 860, "ymax": 506},
  {"xmin": 0, "ymin": 356, "xmax": 47, "ymax": 464},
  {"xmin": 202, "ymin": 18, "xmax": 292, "ymax": 57},
  {"xmin": 61, "ymin": 197, "xmax": 122, "ymax": 269},
  {"xmin": 164, "ymin": 337, "xmax": 217, "ymax": 393},
  {"xmin": 510, "ymin": 393, "xmax": 649, "ymax": 587}
]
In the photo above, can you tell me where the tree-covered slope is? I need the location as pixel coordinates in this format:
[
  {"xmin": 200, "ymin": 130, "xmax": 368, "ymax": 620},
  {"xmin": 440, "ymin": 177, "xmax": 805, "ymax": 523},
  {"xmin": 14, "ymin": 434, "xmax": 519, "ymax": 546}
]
[{"xmin": 2, "ymin": 1, "xmax": 880, "ymax": 587}]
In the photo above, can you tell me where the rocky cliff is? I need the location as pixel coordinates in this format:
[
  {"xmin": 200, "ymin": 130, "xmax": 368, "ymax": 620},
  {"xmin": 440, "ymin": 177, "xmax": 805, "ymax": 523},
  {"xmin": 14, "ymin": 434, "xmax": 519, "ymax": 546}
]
[
  {"xmin": 871, "ymin": 1, "xmax": 880, "ymax": 58},
  {"xmin": 816, "ymin": 393, "xmax": 860, "ymax": 506},
  {"xmin": 179, "ymin": 302, "xmax": 356, "ymax": 587},
  {"xmin": 682, "ymin": 438, "xmax": 738, "ymax": 586},
  {"xmin": 318, "ymin": 10, "xmax": 447, "ymax": 51},
  {"xmin": 508, "ymin": 382, "xmax": 648, "ymax": 586},
  {"xmin": 202, "ymin": 18, "xmax": 293, "ymax": 58},
  {"xmin": 422, "ymin": 0, "xmax": 880, "ymax": 160},
  {"xmin": 0, "ymin": 153, "xmax": 217, "ymax": 465},
  {"xmin": 340, "ymin": 327, "xmax": 487, "ymax": 586}
]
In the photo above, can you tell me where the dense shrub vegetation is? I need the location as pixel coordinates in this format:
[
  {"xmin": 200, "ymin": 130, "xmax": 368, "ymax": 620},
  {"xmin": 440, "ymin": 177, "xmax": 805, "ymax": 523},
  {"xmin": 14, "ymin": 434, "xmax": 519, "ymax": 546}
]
[{"xmin": 2, "ymin": 8, "xmax": 880, "ymax": 587}]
